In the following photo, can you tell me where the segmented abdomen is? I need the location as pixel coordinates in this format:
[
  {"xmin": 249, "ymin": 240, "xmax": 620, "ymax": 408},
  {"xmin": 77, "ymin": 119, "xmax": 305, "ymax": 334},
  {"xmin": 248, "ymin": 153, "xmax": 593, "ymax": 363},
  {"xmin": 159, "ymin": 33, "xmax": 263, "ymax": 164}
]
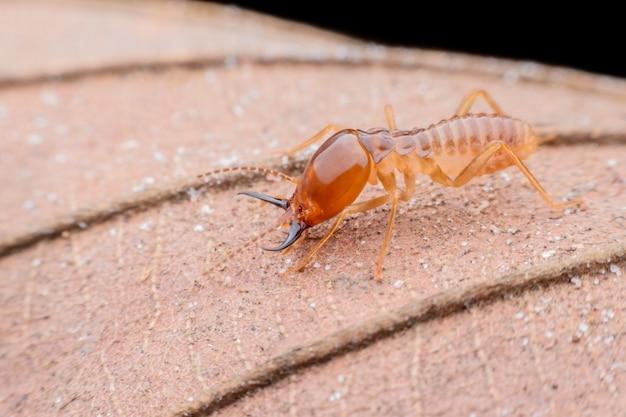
[
  {"xmin": 407, "ymin": 114, "xmax": 535, "ymax": 156},
  {"xmin": 396, "ymin": 114, "xmax": 539, "ymax": 179}
]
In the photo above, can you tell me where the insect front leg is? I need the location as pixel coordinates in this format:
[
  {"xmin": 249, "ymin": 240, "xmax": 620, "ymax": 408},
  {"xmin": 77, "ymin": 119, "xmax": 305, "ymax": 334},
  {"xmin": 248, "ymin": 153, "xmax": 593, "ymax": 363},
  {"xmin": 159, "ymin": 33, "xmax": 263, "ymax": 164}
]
[
  {"xmin": 455, "ymin": 89, "xmax": 505, "ymax": 116},
  {"xmin": 289, "ymin": 194, "xmax": 392, "ymax": 274},
  {"xmin": 276, "ymin": 124, "xmax": 344, "ymax": 156}
]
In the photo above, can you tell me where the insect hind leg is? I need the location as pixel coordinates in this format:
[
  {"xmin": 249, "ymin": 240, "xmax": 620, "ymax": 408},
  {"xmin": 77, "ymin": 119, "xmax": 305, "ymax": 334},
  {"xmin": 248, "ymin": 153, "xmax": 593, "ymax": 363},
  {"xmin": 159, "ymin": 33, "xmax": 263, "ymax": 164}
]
[
  {"xmin": 442, "ymin": 141, "xmax": 583, "ymax": 210},
  {"xmin": 456, "ymin": 89, "xmax": 505, "ymax": 116},
  {"xmin": 384, "ymin": 104, "xmax": 397, "ymax": 129}
]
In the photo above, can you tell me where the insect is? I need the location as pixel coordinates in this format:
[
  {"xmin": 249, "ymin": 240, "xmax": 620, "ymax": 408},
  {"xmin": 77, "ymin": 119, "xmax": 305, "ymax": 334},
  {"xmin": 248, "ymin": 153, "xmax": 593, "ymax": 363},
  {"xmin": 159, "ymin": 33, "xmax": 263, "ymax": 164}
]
[{"xmin": 205, "ymin": 90, "xmax": 583, "ymax": 280}]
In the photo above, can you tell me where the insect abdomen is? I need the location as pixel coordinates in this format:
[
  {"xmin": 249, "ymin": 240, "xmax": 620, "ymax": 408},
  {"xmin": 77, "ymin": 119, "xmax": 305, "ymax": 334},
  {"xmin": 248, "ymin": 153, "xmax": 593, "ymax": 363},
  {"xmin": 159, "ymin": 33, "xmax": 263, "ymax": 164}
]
[
  {"xmin": 417, "ymin": 115, "xmax": 535, "ymax": 155},
  {"xmin": 405, "ymin": 114, "xmax": 539, "ymax": 180}
]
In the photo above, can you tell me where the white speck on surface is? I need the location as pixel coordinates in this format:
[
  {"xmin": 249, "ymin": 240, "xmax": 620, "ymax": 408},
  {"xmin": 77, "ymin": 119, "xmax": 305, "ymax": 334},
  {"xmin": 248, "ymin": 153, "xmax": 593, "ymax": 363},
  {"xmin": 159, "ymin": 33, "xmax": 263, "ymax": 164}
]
[
  {"xmin": 153, "ymin": 151, "xmax": 166, "ymax": 162},
  {"xmin": 187, "ymin": 396, "xmax": 194, "ymax": 402},
  {"xmin": 570, "ymin": 243, "xmax": 584, "ymax": 251},
  {"xmin": 218, "ymin": 155, "xmax": 239, "ymax": 166},
  {"xmin": 611, "ymin": 362, "xmax": 626, "ymax": 371},
  {"xmin": 594, "ymin": 278, "xmax": 600, "ymax": 285},
  {"xmin": 53, "ymin": 153, "xmax": 67, "ymax": 164},
  {"xmin": 393, "ymin": 280, "xmax": 404, "ymax": 288},
  {"xmin": 139, "ymin": 221, "xmax": 153, "ymax": 231},
  {"xmin": 461, "ymin": 241, "xmax": 469, "ymax": 247},
  {"xmin": 337, "ymin": 374, "xmax": 345, "ymax": 383},
  {"xmin": 109, "ymin": 228, "xmax": 117, "ymax": 236},
  {"xmin": 224, "ymin": 55, "xmax": 238, "ymax": 68},
  {"xmin": 186, "ymin": 187, "xmax": 200, "ymax": 201},
  {"xmin": 324, "ymin": 264, "xmax": 331, "ymax": 271},
  {"xmin": 54, "ymin": 396, "xmax": 62, "ymax": 404},
  {"xmin": 77, "ymin": 222, "xmax": 88, "ymax": 229},
  {"xmin": 355, "ymin": 262, "xmax": 364, "ymax": 268},
  {"xmin": 338, "ymin": 94, "xmax": 350, "ymax": 106},
  {"xmin": 328, "ymin": 390, "xmax": 342, "ymax": 402},
  {"xmin": 204, "ymin": 70, "xmax": 216, "ymax": 83},
  {"xmin": 232, "ymin": 105, "xmax": 245, "ymax": 117},
  {"xmin": 602, "ymin": 309, "xmax": 615, "ymax": 323},
  {"xmin": 606, "ymin": 159, "xmax": 617, "ymax": 167},
  {"xmin": 514, "ymin": 311, "xmax": 525, "ymax": 320},
  {"xmin": 507, "ymin": 228, "xmax": 520, "ymax": 235},
  {"xmin": 27, "ymin": 133, "xmax": 42, "ymax": 145},
  {"xmin": 521, "ymin": 337, "xmax": 529, "ymax": 346},
  {"xmin": 193, "ymin": 224, "xmax": 204, "ymax": 232},
  {"xmin": 223, "ymin": 276, "xmax": 232, "ymax": 285},
  {"xmin": 41, "ymin": 91, "xmax": 59, "ymax": 106},
  {"xmin": 503, "ymin": 68, "xmax": 520, "ymax": 84},
  {"xmin": 542, "ymin": 250, "xmax": 556, "ymax": 259},
  {"xmin": 570, "ymin": 276, "xmax": 582, "ymax": 288},
  {"xmin": 200, "ymin": 204, "xmax": 213, "ymax": 215},
  {"xmin": 609, "ymin": 264, "xmax": 622, "ymax": 276},
  {"xmin": 579, "ymin": 322, "xmax": 589, "ymax": 333},
  {"xmin": 313, "ymin": 262, "xmax": 321, "ymax": 269},
  {"xmin": 506, "ymin": 239, "xmax": 513, "ymax": 246},
  {"xmin": 23, "ymin": 200, "xmax": 36, "ymax": 210},
  {"xmin": 121, "ymin": 139, "xmax": 139, "ymax": 150},
  {"xmin": 309, "ymin": 302, "xmax": 316, "ymax": 309},
  {"xmin": 54, "ymin": 124, "xmax": 68, "ymax": 135},
  {"xmin": 490, "ymin": 225, "xmax": 501, "ymax": 234},
  {"xmin": 34, "ymin": 115, "xmax": 48, "ymax": 128},
  {"xmin": 132, "ymin": 176, "xmax": 156, "ymax": 193},
  {"xmin": 31, "ymin": 258, "xmax": 42, "ymax": 267},
  {"xmin": 545, "ymin": 331, "xmax": 554, "ymax": 338}
]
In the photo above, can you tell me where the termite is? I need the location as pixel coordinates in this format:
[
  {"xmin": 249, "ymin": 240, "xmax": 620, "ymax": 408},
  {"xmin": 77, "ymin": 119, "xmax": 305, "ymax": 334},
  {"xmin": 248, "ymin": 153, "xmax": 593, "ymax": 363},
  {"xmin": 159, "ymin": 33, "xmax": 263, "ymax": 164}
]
[{"xmin": 202, "ymin": 90, "xmax": 583, "ymax": 280}]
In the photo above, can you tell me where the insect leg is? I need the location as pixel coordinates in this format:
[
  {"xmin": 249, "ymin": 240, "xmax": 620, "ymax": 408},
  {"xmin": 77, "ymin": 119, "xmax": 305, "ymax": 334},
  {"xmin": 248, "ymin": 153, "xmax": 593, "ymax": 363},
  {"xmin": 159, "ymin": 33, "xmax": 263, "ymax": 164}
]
[
  {"xmin": 197, "ymin": 166, "xmax": 297, "ymax": 185},
  {"xmin": 205, "ymin": 222, "xmax": 280, "ymax": 276},
  {"xmin": 290, "ymin": 194, "xmax": 392, "ymax": 273},
  {"xmin": 374, "ymin": 193, "xmax": 399, "ymax": 280},
  {"xmin": 384, "ymin": 104, "xmax": 397, "ymax": 129},
  {"xmin": 400, "ymin": 170, "xmax": 416, "ymax": 201},
  {"xmin": 455, "ymin": 89, "xmax": 505, "ymax": 116},
  {"xmin": 277, "ymin": 124, "xmax": 343, "ymax": 156},
  {"xmin": 449, "ymin": 141, "xmax": 583, "ymax": 209}
]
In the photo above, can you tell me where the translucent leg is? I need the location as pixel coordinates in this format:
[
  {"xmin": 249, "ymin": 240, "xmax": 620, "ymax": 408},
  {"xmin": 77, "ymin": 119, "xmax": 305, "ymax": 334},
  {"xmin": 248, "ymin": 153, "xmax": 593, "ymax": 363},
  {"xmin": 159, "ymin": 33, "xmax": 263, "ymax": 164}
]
[
  {"xmin": 455, "ymin": 89, "xmax": 505, "ymax": 116},
  {"xmin": 277, "ymin": 124, "xmax": 343, "ymax": 156},
  {"xmin": 384, "ymin": 104, "xmax": 397, "ymax": 129},
  {"xmin": 290, "ymin": 194, "xmax": 392, "ymax": 273},
  {"xmin": 439, "ymin": 141, "xmax": 584, "ymax": 209},
  {"xmin": 374, "ymin": 194, "xmax": 399, "ymax": 280}
]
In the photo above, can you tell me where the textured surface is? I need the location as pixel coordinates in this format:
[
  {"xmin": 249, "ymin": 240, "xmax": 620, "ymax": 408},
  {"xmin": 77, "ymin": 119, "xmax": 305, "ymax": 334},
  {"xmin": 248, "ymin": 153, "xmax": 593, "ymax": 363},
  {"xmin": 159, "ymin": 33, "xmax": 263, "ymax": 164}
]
[{"xmin": 1, "ymin": 2, "xmax": 626, "ymax": 417}]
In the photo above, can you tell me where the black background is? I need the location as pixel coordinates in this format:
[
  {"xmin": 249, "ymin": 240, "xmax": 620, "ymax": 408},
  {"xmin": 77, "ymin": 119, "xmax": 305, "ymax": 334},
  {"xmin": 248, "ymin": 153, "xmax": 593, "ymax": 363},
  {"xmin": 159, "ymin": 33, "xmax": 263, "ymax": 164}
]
[{"xmin": 214, "ymin": 2, "xmax": 625, "ymax": 78}]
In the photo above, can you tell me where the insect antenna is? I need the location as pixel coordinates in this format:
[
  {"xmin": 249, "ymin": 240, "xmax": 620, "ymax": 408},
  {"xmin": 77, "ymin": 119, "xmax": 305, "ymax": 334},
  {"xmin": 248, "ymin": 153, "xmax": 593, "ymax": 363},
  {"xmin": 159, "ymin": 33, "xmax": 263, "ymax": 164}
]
[
  {"xmin": 204, "ymin": 220, "xmax": 283, "ymax": 277},
  {"xmin": 197, "ymin": 165, "xmax": 297, "ymax": 185}
]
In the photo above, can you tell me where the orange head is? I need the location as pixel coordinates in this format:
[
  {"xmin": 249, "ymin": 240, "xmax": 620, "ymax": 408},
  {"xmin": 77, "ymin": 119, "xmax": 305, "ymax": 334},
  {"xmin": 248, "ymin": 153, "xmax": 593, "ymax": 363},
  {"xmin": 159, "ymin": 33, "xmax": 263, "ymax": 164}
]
[{"xmin": 240, "ymin": 130, "xmax": 373, "ymax": 251}]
